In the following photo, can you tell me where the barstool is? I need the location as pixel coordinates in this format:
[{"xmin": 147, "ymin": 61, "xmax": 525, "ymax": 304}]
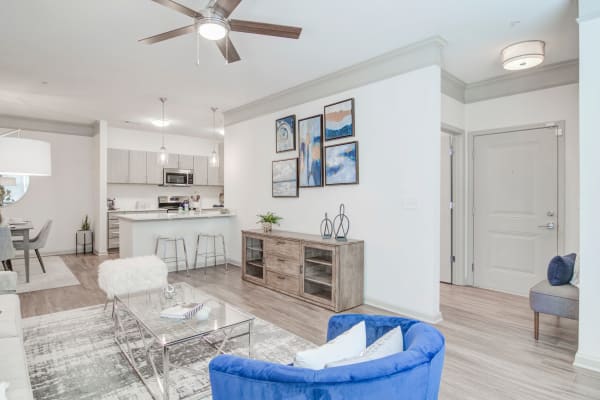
[
  {"xmin": 193, "ymin": 233, "xmax": 228, "ymax": 274},
  {"xmin": 155, "ymin": 235, "xmax": 189, "ymax": 275}
]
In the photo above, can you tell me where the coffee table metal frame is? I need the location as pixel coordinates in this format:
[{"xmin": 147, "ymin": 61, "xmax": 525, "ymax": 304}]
[{"xmin": 113, "ymin": 288, "xmax": 254, "ymax": 400}]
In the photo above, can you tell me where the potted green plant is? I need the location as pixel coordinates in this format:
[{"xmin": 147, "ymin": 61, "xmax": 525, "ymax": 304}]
[
  {"xmin": 81, "ymin": 215, "xmax": 91, "ymax": 231},
  {"xmin": 257, "ymin": 212, "xmax": 282, "ymax": 233}
]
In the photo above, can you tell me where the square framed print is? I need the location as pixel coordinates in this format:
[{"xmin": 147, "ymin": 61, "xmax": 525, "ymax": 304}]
[
  {"xmin": 325, "ymin": 141, "xmax": 359, "ymax": 185},
  {"xmin": 298, "ymin": 114, "xmax": 323, "ymax": 187},
  {"xmin": 275, "ymin": 115, "xmax": 296, "ymax": 153},
  {"xmin": 272, "ymin": 158, "xmax": 299, "ymax": 197},
  {"xmin": 324, "ymin": 98, "xmax": 354, "ymax": 141}
]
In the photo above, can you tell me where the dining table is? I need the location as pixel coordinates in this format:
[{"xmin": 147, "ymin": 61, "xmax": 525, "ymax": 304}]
[{"xmin": 9, "ymin": 221, "xmax": 34, "ymax": 283}]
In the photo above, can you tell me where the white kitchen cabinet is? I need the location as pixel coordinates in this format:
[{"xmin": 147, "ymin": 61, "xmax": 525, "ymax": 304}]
[
  {"xmin": 146, "ymin": 152, "xmax": 163, "ymax": 185},
  {"xmin": 166, "ymin": 154, "xmax": 179, "ymax": 169},
  {"xmin": 107, "ymin": 148, "xmax": 129, "ymax": 183},
  {"xmin": 193, "ymin": 156, "xmax": 208, "ymax": 185},
  {"xmin": 178, "ymin": 154, "xmax": 194, "ymax": 170},
  {"xmin": 129, "ymin": 150, "xmax": 147, "ymax": 184}
]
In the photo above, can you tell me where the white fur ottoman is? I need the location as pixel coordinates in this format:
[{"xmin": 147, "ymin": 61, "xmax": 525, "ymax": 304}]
[{"xmin": 98, "ymin": 255, "xmax": 168, "ymax": 303}]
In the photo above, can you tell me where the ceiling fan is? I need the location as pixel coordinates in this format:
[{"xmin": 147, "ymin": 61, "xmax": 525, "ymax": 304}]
[{"xmin": 139, "ymin": 0, "xmax": 303, "ymax": 63}]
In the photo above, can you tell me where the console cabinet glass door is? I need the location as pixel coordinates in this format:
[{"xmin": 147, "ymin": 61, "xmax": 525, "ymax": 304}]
[
  {"xmin": 244, "ymin": 236, "xmax": 265, "ymax": 283},
  {"xmin": 302, "ymin": 245, "xmax": 334, "ymax": 306}
]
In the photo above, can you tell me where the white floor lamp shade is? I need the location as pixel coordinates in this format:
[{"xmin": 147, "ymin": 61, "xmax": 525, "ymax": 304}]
[{"xmin": 0, "ymin": 137, "xmax": 52, "ymax": 176}]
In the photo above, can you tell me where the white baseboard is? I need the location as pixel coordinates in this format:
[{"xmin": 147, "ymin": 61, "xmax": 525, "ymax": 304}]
[
  {"xmin": 364, "ymin": 297, "xmax": 443, "ymax": 324},
  {"xmin": 574, "ymin": 352, "xmax": 600, "ymax": 373}
]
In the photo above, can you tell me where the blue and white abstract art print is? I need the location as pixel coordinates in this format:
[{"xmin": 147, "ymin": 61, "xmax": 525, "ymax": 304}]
[{"xmin": 325, "ymin": 141, "xmax": 359, "ymax": 185}]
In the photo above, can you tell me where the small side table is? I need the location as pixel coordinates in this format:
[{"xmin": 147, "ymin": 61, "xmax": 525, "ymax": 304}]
[{"xmin": 76, "ymin": 230, "xmax": 94, "ymax": 255}]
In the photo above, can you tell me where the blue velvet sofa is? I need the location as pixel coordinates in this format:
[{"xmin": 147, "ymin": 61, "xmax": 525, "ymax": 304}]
[{"xmin": 209, "ymin": 314, "xmax": 446, "ymax": 400}]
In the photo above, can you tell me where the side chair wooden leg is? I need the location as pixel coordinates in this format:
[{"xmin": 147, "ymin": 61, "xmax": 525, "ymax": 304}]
[{"xmin": 534, "ymin": 311, "xmax": 540, "ymax": 340}]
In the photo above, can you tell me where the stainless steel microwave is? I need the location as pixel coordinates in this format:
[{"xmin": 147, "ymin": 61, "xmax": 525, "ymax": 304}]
[{"xmin": 162, "ymin": 168, "xmax": 194, "ymax": 186}]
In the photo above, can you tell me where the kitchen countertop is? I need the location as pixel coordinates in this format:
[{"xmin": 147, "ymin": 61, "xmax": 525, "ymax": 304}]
[
  {"xmin": 108, "ymin": 208, "xmax": 164, "ymax": 213},
  {"xmin": 117, "ymin": 211, "xmax": 234, "ymax": 222}
]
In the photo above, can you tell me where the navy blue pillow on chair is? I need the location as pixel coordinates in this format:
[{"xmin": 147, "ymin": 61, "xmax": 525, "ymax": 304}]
[{"xmin": 547, "ymin": 253, "xmax": 576, "ymax": 286}]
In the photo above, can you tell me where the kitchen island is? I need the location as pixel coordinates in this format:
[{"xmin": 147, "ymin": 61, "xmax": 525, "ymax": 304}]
[{"xmin": 117, "ymin": 210, "xmax": 235, "ymax": 272}]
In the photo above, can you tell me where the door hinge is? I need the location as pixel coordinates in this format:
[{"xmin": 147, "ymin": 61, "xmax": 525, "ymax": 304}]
[
  {"xmin": 449, "ymin": 201, "xmax": 454, "ymax": 210},
  {"xmin": 451, "ymin": 255, "xmax": 456, "ymax": 263},
  {"xmin": 449, "ymin": 146, "xmax": 455, "ymax": 157},
  {"xmin": 471, "ymin": 263, "xmax": 475, "ymax": 272},
  {"xmin": 472, "ymin": 207, "xmax": 475, "ymax": 216}
]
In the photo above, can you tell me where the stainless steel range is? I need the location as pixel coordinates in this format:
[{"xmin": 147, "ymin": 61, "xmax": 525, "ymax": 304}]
[{"xmin": 158, "ymin": 195, "xmax": 190, "ymax": 212}]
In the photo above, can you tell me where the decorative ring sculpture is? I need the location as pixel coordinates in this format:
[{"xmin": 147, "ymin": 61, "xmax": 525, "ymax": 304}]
[
  {"xmin": 320, "ymin": 212, "xmax": 333, "ymax": 239},
  {"xmin": 332, "ymin": 204, "xmax": 350, "ymax": 242}
]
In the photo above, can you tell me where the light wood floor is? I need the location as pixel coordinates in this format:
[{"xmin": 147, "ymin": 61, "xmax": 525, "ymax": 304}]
[{"xmin": 18, "ymin": 254, "xmax": 600, "ymax": 400}]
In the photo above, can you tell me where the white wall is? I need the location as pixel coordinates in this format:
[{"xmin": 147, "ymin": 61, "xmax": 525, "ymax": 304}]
[
  {"xmin": 108, "ymin": 127, "xmax": 222, "ymax": 156},
  {"xmin": 442, "ymin": 94, "xmax": 466, "ymax": 130},
  {"xmin": 575, "ymin": 1, "xmax": 600, "ymax": 373},
  {"xmin": 225, "ymin": 65, "xmax": 442, "ymax": 322},
  {"xmin": 466, "ymin": 84, "xmax": 579, "ymax": 256},
  {"xmin": 2, "ymin": 130, "xmax": 95, "ymax": 254}
]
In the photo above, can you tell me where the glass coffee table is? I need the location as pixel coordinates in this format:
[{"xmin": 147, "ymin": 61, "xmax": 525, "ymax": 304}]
[{"xmin": 113, "ymin": 282, "xmax": 254, "ymax": 400}]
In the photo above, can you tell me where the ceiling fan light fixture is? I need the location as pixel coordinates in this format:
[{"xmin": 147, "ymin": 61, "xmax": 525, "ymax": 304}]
[
  {"xmin": 502, "ymin": 40, "xmax": 545, "ymax": 71},
  {"xmin": 152, "ymin": 119, "xmax": 171, "ymax": 128},
  {"xmin": 197, "ymin": 16, "xmax": 229, "ymax": 41}
]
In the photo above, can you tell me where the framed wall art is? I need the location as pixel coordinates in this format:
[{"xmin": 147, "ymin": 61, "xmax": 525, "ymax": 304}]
[
  {"xmin": 298, "ymin": 114, "xmax": 323, "ymax": 187},
  {"xmin": 324, "ymin": 98, "xmax": 354, "ymax": 141},
  {"xmin": 275, "ymin": 115, "xmax": 296, "ymax": 152},
  {"xmin": 272, "ymin": 158, "xmax": 299, "ymax": 197},
  {"xmin": 325, "ymin": 141, "xmax": 359, "ymax": 185}
]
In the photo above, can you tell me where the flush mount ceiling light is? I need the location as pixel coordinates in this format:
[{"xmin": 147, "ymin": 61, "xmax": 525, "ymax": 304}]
[
  {"xmin": 197, "ymin": 13, "xmax": 229, "ymax": 41},
  {"xmin": 502, "ymin": 40, "xmax": 545, "ymax": 71}
]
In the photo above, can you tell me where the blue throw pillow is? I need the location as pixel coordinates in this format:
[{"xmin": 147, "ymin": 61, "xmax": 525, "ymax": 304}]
[{"xmin": 547, "ymin": 253, "xmax": 576, "ymax": 286}]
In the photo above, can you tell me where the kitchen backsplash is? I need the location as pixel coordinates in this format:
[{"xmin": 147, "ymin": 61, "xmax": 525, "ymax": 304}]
[{"xmin": 107, "ymin": 184, "xmax": 223, "ymax": 210}]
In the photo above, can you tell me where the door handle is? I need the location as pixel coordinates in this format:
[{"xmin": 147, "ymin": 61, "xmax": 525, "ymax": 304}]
[{"xmin": 538, "ymin": 222, "xmax": 555, "ymax": 230}]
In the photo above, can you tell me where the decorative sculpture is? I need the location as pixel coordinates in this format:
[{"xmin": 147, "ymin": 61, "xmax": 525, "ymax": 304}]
[
  {"xmin": 320, "ymin": 212, "xmax": 333, "ymax": 239},
  {"xmin": 332, "ymin": 204, "xmax": 350, "ymax": 242}
]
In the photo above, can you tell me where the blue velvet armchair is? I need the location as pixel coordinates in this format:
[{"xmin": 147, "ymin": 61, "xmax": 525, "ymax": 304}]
[{"xmin": 209, "ymin": 314, "xmax": 446, "ymax": 400}]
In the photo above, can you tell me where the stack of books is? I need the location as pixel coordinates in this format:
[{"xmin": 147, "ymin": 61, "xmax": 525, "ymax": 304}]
[{"xmin": 160, "ymin": 302, "xmax": 204, "ymax": 320}]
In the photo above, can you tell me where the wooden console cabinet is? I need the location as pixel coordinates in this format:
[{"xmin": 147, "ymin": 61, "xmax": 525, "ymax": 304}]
[{"xmin": 242, "ymin": 229, "xmax": 364, "ymax": 312}]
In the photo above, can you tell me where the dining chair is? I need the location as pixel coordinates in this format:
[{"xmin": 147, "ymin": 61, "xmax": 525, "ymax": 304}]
[
  {"xmin": 0, "ymin": 225, "xmax": 15, "ymax": 271},
  {"xmin": 13, "ymin": 220, "xmax": 52, "ymax": 273}
]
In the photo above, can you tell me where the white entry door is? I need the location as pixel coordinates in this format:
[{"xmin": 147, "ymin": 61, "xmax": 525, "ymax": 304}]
[
  {"xmin": 440, "ymin": 133, "xmax": 453, "ymax": 284},
  {"xmin": 473, "ymin": 127, "xmax": 558, "ymax": 295}
]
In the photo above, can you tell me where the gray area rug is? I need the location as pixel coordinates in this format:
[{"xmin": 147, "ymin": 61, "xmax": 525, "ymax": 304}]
[
  {"xmin": 22, "ymin": 304, "xmax": 314, "ymax": 399},
  {"xmin": 12, "ymin": 256, "xmax": 80, "ymax": 293}
]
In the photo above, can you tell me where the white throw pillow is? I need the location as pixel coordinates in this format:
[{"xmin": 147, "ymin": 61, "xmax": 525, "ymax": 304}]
[
  {"xmin": 294, "ymin": 321, "xmax": 366, "ymax": 370},
  {"xmin": 325, "ymin": 326, "xmax": 403, "ymax": 368}
]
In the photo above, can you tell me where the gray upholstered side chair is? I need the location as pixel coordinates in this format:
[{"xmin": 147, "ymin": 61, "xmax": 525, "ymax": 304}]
[
  {"xmin": 12, "ymin": 220, "xmax": 52, "ymax": 273},
  {"xmin": 0, "ymin": 225, "xmax": 16, "ymax": 271},
  {"xmin": 529, "ymin": 280, "xmax": 579, "ymax": 340}
]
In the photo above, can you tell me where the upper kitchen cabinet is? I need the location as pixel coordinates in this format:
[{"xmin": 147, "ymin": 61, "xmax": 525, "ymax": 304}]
[
  {"xmin": 129, "ymin": 150, "xmax": 147, "ymax": 184},
  {"xmin": 146, "ymin": 152, "xmax": 163, "ymax": 184},
  {"xmin": 178, "ymin": 154, "xmax": 194, "ymax": 170},
  {"xmin": 194, "ymin": 156, "xmax": 208, "ymax": 185},
  {"xmin": 208, "ymin": 143, "xmax": 224, "ymax": 186},
  {"xmin": 165, "ymin": 154, "xmax": 179, "ymax": 169},
  {"xmin": 107, "ymin": 148, "xmax": 129, "ymax": 183}
]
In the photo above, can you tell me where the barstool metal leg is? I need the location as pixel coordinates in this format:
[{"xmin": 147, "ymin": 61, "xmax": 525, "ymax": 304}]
[
  {"xmin": 174, "ymin": 239, "xmax": 179, "ymax": 273},
  {"xmin": 213, "ymin": 235, "xmax": 217, "ymax": 268},
  {"xmin": 193, "ymin": 234, "xmax": 200, "ymax": 270},
  {"xmin": 204, "ymin": 235, "xmax": 209, "ymax": 276},
  {"xmin": 221, "ymin": 234, "xmax": 228, "ymax": 272},
  {"xmin": 181, "ymin": 238, "xmax": 190, "ymax": 275}
]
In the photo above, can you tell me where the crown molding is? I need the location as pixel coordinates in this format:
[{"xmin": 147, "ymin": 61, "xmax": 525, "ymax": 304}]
[
  {"xmin": 224, "ymin": 36, "xmax": 446, "ymax": 126},
  {"xmin": 0, "ymin": 114, "xmax": 95, "ymax": 136},
  {"xmin": 444, "ymin": 59, "xmax": 579, "ymax": 104}
]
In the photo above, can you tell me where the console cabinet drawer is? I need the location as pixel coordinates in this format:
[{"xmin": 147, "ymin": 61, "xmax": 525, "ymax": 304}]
[
  {"xmin": 264, "ymin": 238, "xmax": 301, "ymax": 261},
  {"xmin": 266, "ymin": 271, "xmax": 299, "ymax": 295},
  {"xmin": 265, "ymin": 253, "xmax": 301, "ymax": 276}
]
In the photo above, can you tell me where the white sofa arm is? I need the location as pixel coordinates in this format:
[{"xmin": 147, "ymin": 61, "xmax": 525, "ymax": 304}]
[{"xmin": 0, "ymin": 271, "xmax": 17, "ymax": 293}]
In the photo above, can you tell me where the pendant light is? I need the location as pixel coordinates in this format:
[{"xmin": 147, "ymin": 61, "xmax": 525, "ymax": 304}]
[
  {"xmin": 209, "ymin": 107, "xmax": 220, "ymax": 168},
  {"xmin": 157, "ymin": 97, "xmax": 169, "ymax": 166}
]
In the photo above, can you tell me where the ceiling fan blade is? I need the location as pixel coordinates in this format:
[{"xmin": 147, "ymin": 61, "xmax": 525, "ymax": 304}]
[
  {"xmin": 150, "ymin": 0, "xmax": 202, "ymax": 18},
  {"xmin": 215, "ymin": 36, "xmax": 241, "ymax": 63},
  {"xmin": 229, "ymin": 19, "xmax": 302, "ymax": 39},
  {"xmin": 212, "ymin": 0, "xmax": 242, "ymax": 18},
  {"xmin": 139, "ymin": 24, "xmax": 196, "ymax": 44}
]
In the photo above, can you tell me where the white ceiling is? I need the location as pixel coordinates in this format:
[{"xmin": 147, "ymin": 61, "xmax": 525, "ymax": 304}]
[{"xmin": 0, "ymin": 0, "xmax": 578, "ymax": 137}]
